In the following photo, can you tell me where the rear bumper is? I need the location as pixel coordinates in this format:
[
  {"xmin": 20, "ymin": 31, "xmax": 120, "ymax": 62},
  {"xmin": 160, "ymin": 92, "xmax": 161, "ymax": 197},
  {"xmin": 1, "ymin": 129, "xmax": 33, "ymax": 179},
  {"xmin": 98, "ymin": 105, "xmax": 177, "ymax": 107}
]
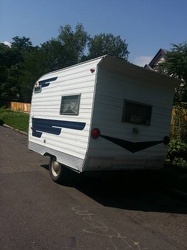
[{"xmin": 86, "ymin": 157, "xmax": 165, "ymax": 171}]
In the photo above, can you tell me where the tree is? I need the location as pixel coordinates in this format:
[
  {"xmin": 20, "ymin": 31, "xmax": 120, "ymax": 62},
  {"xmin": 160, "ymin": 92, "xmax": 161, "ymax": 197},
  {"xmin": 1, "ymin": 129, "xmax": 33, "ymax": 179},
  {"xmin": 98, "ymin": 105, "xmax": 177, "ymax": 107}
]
[
  {"xmin": 86, "ymin": 33, "xmax": 129, "ymax": 61},
  {"xmin": 58, "ymin": 23, "xmax": 88, "ymax": 66},
  {"xmin": 18, "ymin": 47, "xmax": 48, "ymax": 102},
  {"xmin": 159, "ymin": 43, "xmax": 187, "ymax": 142},
  {"xmin": 159, "ymin": 42, "xmax": 187, "ymax": 102},
  {"xmin": 0, "ymin": 37, "xmax": 35, "ymax": 102},
  {"xmin": 40, "ymin": 39, "xmax": 65, "ymax": 71},
  {"xmin": 0, "ymin": 43, "xmax": 22, "ymax": 101},
  {"xmin": 0, "ymin": 25, "xmax": 130, "ymax": 103},
  {"xmin": 11, "ymin": 36, "xmax": 33, "ymax": 52}
]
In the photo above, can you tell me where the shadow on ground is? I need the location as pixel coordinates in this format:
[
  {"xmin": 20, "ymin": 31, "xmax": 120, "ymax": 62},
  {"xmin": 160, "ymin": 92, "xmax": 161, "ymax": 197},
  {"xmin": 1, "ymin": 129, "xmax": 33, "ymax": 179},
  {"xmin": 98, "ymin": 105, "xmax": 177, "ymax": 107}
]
[
  {"xmin": 0, "ymin": 119, "xmax": 4, "ymax": 126},
  {"xmin": 41, "ymin": 164, "xmax": 187, "ymax": 214}
]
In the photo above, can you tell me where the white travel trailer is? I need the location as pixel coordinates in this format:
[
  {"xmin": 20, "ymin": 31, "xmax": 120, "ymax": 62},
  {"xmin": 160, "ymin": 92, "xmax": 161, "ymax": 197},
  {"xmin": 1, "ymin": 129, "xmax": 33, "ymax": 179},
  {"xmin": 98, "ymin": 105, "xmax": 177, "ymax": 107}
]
[{"xmin": 28, "ymin": 55, "xmax": 178, "ymax": 183}]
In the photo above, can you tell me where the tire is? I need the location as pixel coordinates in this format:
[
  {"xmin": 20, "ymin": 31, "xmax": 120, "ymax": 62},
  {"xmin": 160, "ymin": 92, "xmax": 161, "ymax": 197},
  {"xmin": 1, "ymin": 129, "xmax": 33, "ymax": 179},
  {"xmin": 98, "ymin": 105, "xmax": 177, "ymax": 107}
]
[{"xmin": 49, "ymin": 157, "xmax": 63, "ymax": 183}]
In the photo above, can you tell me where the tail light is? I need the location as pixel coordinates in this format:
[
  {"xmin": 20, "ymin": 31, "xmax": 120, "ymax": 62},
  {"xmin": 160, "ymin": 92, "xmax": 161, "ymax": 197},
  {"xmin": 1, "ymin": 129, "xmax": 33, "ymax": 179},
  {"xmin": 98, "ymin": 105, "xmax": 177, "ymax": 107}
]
[{"xmin": 91, "ymin": 128, "xmax": 100, "ymax": 139}]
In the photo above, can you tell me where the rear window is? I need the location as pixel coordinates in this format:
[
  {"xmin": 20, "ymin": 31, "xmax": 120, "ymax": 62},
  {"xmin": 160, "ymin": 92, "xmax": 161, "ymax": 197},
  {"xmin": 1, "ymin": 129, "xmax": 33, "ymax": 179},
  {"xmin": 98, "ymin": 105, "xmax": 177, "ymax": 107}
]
[
  {"xmin": 60, "ymin": 95, "xmax": 81, "ymax": 115},
  {"xmin": 122, "ymin": 100, "xmax": 152, "ymax": 126}
]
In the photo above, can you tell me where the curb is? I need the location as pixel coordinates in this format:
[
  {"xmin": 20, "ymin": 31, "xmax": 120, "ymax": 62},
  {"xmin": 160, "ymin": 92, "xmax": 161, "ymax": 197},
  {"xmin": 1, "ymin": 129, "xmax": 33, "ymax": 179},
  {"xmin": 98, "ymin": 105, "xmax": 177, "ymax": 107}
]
[{"xmin": 3, "ymin": 124, "xmax": 28, "ymax": 136}]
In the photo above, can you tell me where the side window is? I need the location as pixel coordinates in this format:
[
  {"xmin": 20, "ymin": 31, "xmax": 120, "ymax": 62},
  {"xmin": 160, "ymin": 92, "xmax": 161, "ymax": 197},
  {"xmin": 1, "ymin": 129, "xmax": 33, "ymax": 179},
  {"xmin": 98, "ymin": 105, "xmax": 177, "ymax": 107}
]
[
  {"xmin": 60, "ymin": 95, "xmax": 81, "ymax": 115},
  {"xmin": 122, "ymin": 100, "xmax": 152, "ymax": 126},
  {"xmin": 34, "ymin": 85, "xmax": 42, "ymax": 93}
]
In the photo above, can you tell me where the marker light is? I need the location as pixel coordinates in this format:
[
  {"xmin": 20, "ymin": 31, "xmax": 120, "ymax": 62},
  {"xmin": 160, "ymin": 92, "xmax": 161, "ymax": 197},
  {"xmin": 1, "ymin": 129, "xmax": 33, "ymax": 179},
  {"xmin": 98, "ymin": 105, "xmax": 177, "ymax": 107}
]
[
  {"xmin": 90, "ymin": 68, "xmax": 95, "ymax": 73},
  {"xmin": 163, "ymin": 136, "xmax": 170, "ymax": 145},
  {"xmin": 91, "ymin": 128, "xmax": 100, "ymax": 139}
]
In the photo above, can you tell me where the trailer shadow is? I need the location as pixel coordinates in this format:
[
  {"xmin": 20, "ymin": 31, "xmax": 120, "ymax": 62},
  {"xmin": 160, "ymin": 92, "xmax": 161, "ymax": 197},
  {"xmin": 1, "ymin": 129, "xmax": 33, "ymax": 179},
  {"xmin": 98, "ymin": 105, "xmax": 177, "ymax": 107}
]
[
  {"xmin": 41, "ymin": 164, "xmax": 187, "ymax": 214},
  {"xmin": 79, "ymin": 171, "xmax": 187, "ymax": 214}
]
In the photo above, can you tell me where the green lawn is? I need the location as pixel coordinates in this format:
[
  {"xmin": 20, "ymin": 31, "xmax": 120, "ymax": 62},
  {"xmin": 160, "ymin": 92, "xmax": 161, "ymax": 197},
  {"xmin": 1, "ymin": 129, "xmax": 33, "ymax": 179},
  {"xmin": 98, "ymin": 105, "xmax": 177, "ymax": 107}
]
[{"xmin": 0, "ymin": 108, "xmax": 29, "ymax": 133}]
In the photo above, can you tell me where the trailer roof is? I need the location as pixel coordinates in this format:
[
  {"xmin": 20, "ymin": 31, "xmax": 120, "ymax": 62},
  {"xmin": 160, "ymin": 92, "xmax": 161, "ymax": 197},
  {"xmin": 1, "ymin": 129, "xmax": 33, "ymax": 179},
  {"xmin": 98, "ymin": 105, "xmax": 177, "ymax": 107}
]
[
  {"xmin": 98, "ymin": 56, "xmax": 179, "ymax": 88},
  {"xmin": 39, "ymin": 55, "xmax": 179, "ymax": 89}
]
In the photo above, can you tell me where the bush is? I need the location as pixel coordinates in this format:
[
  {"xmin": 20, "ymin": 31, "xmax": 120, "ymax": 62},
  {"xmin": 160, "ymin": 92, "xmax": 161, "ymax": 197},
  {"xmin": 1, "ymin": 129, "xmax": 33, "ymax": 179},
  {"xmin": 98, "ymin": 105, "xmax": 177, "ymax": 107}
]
[{"xmin": 167, "ymin": 139, "xmax": 187, "ymax": 168}]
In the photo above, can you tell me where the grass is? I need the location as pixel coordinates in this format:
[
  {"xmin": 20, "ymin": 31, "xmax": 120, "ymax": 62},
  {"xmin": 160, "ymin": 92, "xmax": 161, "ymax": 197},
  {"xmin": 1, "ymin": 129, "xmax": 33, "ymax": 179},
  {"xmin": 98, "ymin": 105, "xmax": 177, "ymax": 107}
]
[{"xmin": 0, "ymin": 108, "xmax": 29, "ymax": 133}]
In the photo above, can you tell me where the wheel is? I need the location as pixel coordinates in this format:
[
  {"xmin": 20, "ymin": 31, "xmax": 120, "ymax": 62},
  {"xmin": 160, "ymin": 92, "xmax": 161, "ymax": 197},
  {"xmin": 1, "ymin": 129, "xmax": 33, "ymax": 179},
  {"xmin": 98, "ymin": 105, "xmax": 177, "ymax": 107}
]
[{"xmin": 49, "ymin": 157, "xmax": 63, "ymax": 183}]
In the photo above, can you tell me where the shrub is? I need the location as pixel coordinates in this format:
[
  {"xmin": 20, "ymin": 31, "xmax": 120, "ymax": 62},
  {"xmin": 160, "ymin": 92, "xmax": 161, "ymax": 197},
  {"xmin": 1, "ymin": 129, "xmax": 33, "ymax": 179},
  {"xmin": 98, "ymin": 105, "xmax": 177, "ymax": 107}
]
[{"xmin": 167, "ymin": 139, "xmax": 187, "ymax": 168}]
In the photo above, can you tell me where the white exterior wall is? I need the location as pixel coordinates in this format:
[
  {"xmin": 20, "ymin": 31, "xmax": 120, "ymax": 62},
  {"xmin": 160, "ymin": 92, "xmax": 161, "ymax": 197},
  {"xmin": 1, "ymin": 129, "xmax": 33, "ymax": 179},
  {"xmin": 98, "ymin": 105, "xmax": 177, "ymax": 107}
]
[
  {"xmin": 29, "ymin": 58, "xmax": 101, "ymax": 171},
  {"xmin": 85, "ymin": 61, "xmax": 176, "ymax": 171}
]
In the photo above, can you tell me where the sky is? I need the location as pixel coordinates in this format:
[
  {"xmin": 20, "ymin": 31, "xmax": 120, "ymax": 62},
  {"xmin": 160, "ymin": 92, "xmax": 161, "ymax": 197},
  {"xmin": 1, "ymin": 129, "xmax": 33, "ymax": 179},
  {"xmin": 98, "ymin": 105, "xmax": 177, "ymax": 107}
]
[{"xmin": 0, "ymin": 0, "xmax": 187, "ymax": 66}]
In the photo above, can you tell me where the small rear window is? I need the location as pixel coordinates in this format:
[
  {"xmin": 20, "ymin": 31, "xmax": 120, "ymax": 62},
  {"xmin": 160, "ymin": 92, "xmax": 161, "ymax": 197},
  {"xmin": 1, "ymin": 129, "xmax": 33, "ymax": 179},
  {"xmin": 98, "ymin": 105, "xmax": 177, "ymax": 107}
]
[
  {"xmin": 60, "ymin": 95, "xmax": 81, "ymax": 115},
  {"xmin": 122, "ymin": 100, "xmax": 152, "ymax": 126}
]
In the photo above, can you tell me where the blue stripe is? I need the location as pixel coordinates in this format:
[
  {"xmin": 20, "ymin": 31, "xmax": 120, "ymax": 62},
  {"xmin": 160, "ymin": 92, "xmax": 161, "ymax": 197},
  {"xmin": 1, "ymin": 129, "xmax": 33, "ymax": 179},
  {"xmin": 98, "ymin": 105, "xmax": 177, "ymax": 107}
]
[
  {"xmin": 100, "ymin": 134, "xmax": 163, "ymax": 153},
  {"xmin": 32, "ymin": 118, "xmax": 86, "ymax": 138},
  {"xmin": 38, "ymin": 77, "xmax": 58, "ymax": 88}
]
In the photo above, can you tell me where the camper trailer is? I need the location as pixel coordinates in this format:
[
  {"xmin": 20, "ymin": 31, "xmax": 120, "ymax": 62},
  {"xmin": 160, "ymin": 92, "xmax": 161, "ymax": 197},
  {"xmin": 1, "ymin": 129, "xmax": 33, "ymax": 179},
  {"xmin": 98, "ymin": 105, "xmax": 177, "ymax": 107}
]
[{"xmin": 28, "ymin": 55, "xmax": 178, "ymax": 183}]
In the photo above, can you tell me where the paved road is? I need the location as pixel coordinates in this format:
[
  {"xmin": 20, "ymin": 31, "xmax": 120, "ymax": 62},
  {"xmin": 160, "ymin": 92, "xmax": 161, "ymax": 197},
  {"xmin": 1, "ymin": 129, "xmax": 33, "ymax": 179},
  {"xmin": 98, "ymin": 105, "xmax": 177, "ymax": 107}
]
[{"xmin": 0, "ymin": 126, "xmax": 187, "ymax": 250}]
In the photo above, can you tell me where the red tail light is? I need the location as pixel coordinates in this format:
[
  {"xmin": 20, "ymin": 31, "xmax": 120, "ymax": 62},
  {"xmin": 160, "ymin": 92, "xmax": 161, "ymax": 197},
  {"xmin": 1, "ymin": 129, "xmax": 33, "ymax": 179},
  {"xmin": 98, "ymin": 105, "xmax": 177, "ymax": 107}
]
[{"xmin": 91, "ymin": 128, "xmax": 100, "ymax": 139}]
